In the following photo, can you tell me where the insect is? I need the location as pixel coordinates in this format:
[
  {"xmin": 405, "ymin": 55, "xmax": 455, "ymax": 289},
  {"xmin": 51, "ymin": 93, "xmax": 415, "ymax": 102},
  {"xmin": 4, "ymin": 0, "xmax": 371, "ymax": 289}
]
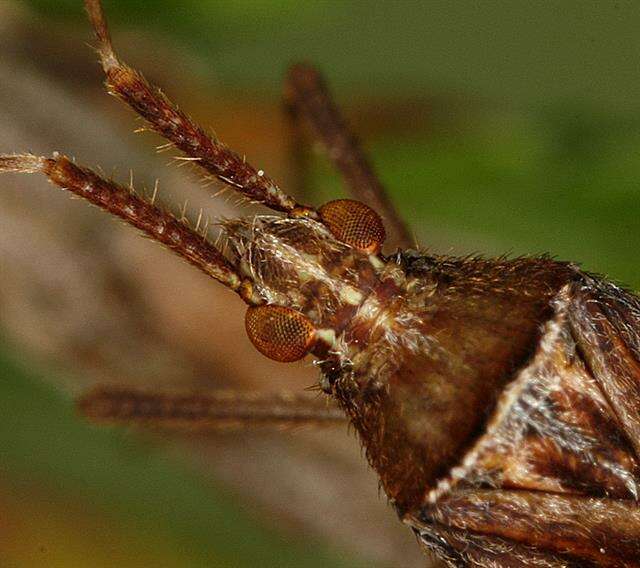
[{"xmin": 2, "ymin": 1, "xmax": 640, "ymax": 566}]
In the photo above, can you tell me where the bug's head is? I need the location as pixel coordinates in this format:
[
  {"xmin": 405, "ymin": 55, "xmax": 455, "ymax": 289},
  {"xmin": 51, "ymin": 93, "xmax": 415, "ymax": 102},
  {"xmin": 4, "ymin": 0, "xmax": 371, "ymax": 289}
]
[{"xmin": 222, "ymin": 198, "xmax": 389, "ymax": 382}]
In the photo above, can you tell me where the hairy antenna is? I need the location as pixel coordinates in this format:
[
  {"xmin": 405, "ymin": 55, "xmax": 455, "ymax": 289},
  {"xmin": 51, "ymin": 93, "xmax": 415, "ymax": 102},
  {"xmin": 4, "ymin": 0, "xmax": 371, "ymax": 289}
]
[
  {"xmin": 84, "ymin": 0, "xmax": 316, "ymax": 218},
  {"xmin": 0, "ymin": 153, "xmax": 261, "ymax": 305}
]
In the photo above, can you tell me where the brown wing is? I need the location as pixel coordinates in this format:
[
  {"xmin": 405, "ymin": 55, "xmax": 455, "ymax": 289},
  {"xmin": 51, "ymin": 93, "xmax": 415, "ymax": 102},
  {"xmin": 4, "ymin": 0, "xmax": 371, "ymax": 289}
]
[
  {"xmin": 405, "ymin": 276, "xmax": 640, "ymax": 567},
  {"xmin": 569, "ymin": 274, "xmax": 640, "ymax": 459},
  {"xmin": 411, "ymin": 490, "xmax": 640, "ymax": 567}
]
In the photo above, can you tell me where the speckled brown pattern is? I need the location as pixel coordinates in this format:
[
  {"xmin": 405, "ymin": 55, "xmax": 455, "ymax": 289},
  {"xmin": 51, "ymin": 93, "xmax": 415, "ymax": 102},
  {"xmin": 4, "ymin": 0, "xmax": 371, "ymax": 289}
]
[
  {"xmin": 3, "ymin": 1, "xmax": 640, "ymax": 565},
  {"xmin": 404, "ymin": 277, "xmax": 640, "ymax": 566}
]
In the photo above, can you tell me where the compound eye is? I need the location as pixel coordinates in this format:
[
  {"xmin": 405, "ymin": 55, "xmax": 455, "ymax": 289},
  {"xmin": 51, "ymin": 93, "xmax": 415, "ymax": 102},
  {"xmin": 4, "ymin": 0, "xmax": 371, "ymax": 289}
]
[
  {"xmin": 245, "ymin": 305, "xmax": 316, "ymax": 363},
  {"xmin": 319, "ymin": 199, "xmax": 385, "ymax": 254}
]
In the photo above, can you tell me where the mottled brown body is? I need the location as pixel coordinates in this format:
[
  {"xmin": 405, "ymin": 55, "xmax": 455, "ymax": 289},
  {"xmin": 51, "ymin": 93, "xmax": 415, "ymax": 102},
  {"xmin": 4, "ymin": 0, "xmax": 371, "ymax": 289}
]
[
  {"xmin": 2, "ymin": 2, "xmax": 640, "ymax": 566},
  {"xmin": 400, "ymin": 271, "xmax": 640, "ymax": 566},
  {"xmin": 327, "ymin": 255, "xmax": 575, "ymax": 515}
]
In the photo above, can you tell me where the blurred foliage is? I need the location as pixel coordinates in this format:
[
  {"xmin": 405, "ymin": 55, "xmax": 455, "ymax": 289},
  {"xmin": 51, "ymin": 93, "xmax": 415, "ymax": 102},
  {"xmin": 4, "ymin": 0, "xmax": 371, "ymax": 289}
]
[
  {"xmin": 25, "ymin": 0, "xmax": 640, "ymax": 112},
  {"xmin": 312, "ymin": 106, "xmax": 640, "ymax": 290},
  {"xmin": 5, "ymin": 1, "xmax": 640, "ymax": 566},
  {"xmin": 0, "ymin": 346, "xmax": 358, "ymax": 568},
  {"xmin": 371, "ymin": 109, "xmax": 640, "ymax": 288}
]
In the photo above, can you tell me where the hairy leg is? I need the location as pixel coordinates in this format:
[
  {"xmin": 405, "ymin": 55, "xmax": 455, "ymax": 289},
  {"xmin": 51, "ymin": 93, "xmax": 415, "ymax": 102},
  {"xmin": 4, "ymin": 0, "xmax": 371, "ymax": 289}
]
[
  {"xmin": 410, "ymin": 489, "xmax": 640, "ymax": 566},
  {"xmin": 79, "ymin": 387, "xmax": 345, "ymax": 430},
  {"xmin": 284, "ymin": 63, "xmax": 412, "ymax": 247}
]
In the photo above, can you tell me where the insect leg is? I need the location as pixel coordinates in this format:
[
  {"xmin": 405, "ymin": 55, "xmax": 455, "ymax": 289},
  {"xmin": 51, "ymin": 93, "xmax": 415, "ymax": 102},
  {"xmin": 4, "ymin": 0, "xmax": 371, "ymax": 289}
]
[
  {"xmin": 84, "ymin": 0, "xmax": 315, "ymax": 217},
  {"xmin": 283, "ymin": 81, "xmax": 313, "ymax": 202},
  {"xmin": 284, "ymin": 63, "xmax": 412, "ymax": 247},
  {"xmin": 409, "ymin": 489, "xmax": 640, "ymax": 566},
  {"xmin": 79, "ymin": 386, "xmax": 345, "ymax": 430},
  {"xmin": 568, "ymin": 276, "xmax": 640, "ymax": 461},
  {"xmin": 0, "ymin": 153, "xmax": 260, "ymax": 305}
]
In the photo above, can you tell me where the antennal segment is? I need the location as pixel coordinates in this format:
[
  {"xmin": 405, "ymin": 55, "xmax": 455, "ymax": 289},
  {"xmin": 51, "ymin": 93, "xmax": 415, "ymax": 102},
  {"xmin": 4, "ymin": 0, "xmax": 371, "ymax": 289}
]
[
  {"xmin": 0, "ymin": 153, "xmax": 262, "ymax": 306},
  {"xmin": 84, "ymin": 0, "xmax": 316, "ymax": 218}
]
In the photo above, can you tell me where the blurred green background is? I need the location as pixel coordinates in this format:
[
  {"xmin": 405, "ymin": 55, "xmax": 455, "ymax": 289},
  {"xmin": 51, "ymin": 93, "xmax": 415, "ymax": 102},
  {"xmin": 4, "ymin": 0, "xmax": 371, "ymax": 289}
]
[{"xmin": 2, "ymin": 1, "xmax": 640, "ymax": 567}]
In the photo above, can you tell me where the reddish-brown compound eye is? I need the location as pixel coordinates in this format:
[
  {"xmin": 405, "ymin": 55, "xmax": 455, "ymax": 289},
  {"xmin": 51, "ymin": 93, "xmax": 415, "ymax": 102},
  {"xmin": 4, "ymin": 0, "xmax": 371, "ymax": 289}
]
[
  {"xmin": 245, "ymin": 305, "xmax": 316, "ymax": 363},
  {"xmin": 318, "ymin": 199, "xmax": 386, "ymax": 254}
]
